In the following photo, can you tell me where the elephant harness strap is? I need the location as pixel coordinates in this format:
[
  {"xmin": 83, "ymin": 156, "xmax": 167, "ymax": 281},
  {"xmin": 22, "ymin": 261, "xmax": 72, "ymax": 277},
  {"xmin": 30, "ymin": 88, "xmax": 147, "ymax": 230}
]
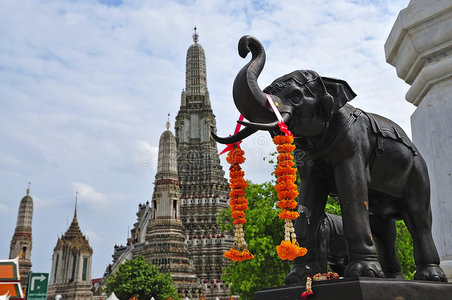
[{"xmin": 309, "ymin": 108, "xmax": 362, "ymax": 161}]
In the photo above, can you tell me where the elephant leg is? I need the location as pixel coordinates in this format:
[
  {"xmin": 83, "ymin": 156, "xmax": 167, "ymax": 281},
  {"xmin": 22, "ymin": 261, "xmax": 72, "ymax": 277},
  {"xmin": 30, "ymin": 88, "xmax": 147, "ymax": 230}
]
[
  {"xmin": 401, "ymin": 158, "xmax": 447, "ymax": 282},
  {"xmin": 317, "ymin": 214, "xmax": 330, "ymax": 273},
  {"xmin": 285, "ymin": 175, "xmax": 328, "ymax": 284},
  {"xmin": 369, "ymin": 215, "xmax": 403, "ymax": 279},
  {"xmin": 334, "ymin": 157, "xmax": 384, "ymax": 278}
]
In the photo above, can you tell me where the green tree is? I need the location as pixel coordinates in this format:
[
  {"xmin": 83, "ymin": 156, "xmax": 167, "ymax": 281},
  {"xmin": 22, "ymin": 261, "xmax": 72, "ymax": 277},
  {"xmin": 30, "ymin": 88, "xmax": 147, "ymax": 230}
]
[
  {"xmin": 395, "ymin": 220, "xmax": 415, "ymax": 279},
  {"xmin": 219, "ymin": 181, "xmax": 291, "ymax": 300},
  {"xmin": 104, "ymin": 256, "xmax": 180, "ymax": 300}
]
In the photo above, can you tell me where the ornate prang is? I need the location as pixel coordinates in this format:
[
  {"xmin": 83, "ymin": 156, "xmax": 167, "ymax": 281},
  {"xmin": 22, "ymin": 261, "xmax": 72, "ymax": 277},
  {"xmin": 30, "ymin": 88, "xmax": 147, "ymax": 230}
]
[
  {"xmin": 9, "ymin": 187, "xmax": 33, "ymax": 288},
  {"xmin": 110, "ymin": 126, "xmax": 203, "ymax": 298},
  {"xmin": 108, "ymin": 30, "xmax": 234, "ymax": 299},
  {"xmin": 175, "ymin": 29, "xmax": 233, "ymax": 299}
]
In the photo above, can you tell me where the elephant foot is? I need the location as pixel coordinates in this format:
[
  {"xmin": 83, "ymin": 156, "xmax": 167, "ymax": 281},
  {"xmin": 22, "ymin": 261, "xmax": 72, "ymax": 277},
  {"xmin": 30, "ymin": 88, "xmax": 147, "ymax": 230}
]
[
  {"xmin": 414, "ymin": 264, "xmax": 447, "ymax": 282},
  {"xmin": 344, "ymin": 260, "xmax": 385, "ymax": 278},
  {"xmin": 285, "ymin": 262, "xmax": 321, "ymax": 284}
]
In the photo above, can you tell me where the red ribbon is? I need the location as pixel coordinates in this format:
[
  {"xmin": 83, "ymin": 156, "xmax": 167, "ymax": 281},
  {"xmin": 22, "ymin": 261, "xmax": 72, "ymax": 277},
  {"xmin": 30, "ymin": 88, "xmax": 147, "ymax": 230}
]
[
  {"xmin": 277, "ymin": 120, "xmax": 293, "ymax": 137},
  {"xmin": 219, "ymin": 114, "xmax": 244, "ymax": 155}
]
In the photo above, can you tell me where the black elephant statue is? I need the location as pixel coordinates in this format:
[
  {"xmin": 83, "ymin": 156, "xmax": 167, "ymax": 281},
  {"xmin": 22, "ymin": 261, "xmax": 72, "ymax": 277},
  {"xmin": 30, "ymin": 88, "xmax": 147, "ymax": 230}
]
[
  {"xmin": 212, "ymin": 35, "xmax": 447, "ymax": 283},
  {"xmin": 317, "ymin": 213, "xmax": 348, "ymax": 276}
]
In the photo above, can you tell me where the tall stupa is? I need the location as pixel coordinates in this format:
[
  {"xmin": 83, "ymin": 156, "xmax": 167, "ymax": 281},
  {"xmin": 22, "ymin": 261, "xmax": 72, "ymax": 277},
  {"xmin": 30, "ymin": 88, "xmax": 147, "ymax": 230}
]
[
  {"xmin": 9, "ymin": 185, "xmax": 33, "ymax": 288},
  {"xmin": 175, "ymin": 28, "xmax": 234, "ymax": 299},
  {"xmin": 111, "ymin": 121, "xmax": 203, "ymax": 298}
]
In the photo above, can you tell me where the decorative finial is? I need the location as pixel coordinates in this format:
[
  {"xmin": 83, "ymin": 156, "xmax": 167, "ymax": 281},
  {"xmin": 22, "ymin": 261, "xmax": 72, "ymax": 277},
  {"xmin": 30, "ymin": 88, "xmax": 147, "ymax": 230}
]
[
  {"xmin": 75, "ymin": 191, "xmax": 78, "ymax": 212},
  {"xmin": 193, "ymin": 26, "xmax": 198, "ymax": 44},
  {"xmin": 166, "ymin": 113, "xmax": 171, "ymax": 130},
  {"xmin": 26, "ymin": 182, "xmax": 31, "ymax": 196}
]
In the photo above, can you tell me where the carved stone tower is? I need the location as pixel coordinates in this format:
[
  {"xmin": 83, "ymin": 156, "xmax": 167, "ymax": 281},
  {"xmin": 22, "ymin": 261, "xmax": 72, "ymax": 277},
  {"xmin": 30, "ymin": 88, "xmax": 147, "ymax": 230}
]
[
  {"xmin": 111, "ymin": 123, "xmax": 203, "ymax": 298},
  {"xmin": 9, "ymin": 186, "xmax": 33, "ymax": 288},
  {"xmin": 140, "ymin": 123, "xmax": 202, "ymax": 298},
  {"xmin": 48, "ymin": 200, "xmax": 93, "ymax": 300},
  {"xmin": 175, "ymin": 28, "xmax": 233, "ymax": 299}
]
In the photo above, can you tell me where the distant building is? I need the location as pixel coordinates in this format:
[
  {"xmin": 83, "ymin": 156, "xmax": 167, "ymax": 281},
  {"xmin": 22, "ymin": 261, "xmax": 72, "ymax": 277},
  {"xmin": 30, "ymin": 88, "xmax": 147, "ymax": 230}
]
[
  {"xmin": 111, "ymin": 123, "xmax": 203, "ymax": 298},
  {"xmin": 175, "ymin": 28, "xmax": 233, "ymax": 299},
  {"xmin": 48, "ymin": 202, "xmax": 93, "ymax": 300},
  {"xmin": 9, "ymin": 186, "xmax": 33, "ymax": 288},
  {"xmin": 109, "ymin": 29, "xmax": 233, "ymax": 299}
]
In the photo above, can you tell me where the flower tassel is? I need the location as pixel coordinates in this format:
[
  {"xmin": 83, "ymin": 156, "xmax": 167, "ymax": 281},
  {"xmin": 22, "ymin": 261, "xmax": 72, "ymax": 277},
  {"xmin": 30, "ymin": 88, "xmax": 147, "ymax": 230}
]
[
  {"xmin": 273, "ymin": 134, "xmax": 307, "ymax": 260},
  {"xmin": 301, "ymin": 277, "xmax": 313, "ymax": 299},
  {"xmin": 224, "ymin": 146, "xmax": 253, "ymax": 261}
]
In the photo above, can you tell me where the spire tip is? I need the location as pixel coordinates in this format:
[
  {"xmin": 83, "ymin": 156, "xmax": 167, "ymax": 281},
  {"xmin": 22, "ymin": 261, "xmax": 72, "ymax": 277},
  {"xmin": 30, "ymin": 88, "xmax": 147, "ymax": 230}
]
[
  {"xmin": 193, "ymin": 26, "xmax": 199, "ymax": 44},
  {"xmin": 166, "ymin": 113, "xmax": 171, "ymax": 130}
]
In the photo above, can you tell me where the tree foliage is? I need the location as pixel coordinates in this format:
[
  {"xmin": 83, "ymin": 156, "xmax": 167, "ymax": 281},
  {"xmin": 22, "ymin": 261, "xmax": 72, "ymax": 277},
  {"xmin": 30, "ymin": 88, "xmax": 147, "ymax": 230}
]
[
  {"xmin": 104, "ymin": 256, "xmax": 180, "ymax": 300},
  {"xmin": 218, "ymin": 181, "xmax": 291, "ymax": 300},
  {"xmin": 395, "ymin": 220, "xmax": 415, "ymax": 279}
]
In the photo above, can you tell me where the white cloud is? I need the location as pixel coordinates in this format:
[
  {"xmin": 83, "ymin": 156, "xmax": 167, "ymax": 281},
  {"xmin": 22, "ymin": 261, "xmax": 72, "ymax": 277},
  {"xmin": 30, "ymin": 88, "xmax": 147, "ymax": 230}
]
[
  {"xmin": 0, "ymin": 204, "xmax": 11, "ymax": 214},
  {"xmin": 71, "ymin": 182, "xmax": 107, "ymax": 206}
]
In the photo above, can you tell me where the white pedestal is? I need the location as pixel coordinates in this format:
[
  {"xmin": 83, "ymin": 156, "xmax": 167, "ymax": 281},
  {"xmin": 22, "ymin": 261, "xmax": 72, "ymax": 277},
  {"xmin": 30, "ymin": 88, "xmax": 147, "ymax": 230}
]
[{"xmin": 385, "ymin": 0, "xmax": 452, "ymax": 281}]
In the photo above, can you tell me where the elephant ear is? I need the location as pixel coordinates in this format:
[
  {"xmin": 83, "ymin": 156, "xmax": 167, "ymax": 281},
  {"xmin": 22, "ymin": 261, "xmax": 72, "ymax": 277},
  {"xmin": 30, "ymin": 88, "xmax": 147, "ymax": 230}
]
[{"xmin": 321, "ymin": 77, "xmax": 357, "ymax": 113}]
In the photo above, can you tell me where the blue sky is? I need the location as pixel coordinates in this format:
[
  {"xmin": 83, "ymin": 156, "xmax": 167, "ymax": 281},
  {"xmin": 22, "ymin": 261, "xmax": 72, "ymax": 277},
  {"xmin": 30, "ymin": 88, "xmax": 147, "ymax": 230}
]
[{"xmin": 0, "ymin": 0, "xmax": 411, "ymax": 278}]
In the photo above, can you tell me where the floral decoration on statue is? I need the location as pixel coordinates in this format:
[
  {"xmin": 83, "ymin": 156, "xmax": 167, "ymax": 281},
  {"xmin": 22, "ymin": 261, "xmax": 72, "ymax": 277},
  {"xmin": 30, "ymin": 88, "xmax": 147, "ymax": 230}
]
[
  {"xmin": 224, "ymin": 146, "xmax": 254, "ymax": 261},
  {"xmin": 273, "ymin": 129, "xmax": 307, "ymax": 260}
]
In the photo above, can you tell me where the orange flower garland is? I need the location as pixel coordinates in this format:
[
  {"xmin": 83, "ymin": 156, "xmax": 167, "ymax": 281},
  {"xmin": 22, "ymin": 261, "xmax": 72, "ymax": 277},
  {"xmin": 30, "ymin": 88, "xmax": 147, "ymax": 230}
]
[
  {"xmin": 224, "ymin": 146, "xmax": 254, "ymax": 261},
  {"xmin": 273, "ymin": 134, "xmax": 308, "ymax": 260}
]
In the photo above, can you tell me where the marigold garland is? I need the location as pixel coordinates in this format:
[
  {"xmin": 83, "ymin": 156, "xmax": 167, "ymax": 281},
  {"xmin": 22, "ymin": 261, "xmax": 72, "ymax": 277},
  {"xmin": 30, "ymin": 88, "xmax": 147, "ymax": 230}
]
[
  {"xmin": 224, "ymin": 146, "xmax": 254, "ymax": 262},
  {"xmin": 273, "ymin": 134, "xmax": 308, "ymax": 261}
]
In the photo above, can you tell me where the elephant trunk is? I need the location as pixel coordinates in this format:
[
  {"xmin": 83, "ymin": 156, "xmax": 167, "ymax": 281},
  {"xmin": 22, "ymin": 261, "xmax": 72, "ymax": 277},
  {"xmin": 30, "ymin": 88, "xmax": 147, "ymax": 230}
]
[
  {"xmin": 233, "ymin": 35, "xmax": 277, "ymax": 123},
  {"xmin": 211, "ymin": 35, "xmax": 294, "ymax": 145}
]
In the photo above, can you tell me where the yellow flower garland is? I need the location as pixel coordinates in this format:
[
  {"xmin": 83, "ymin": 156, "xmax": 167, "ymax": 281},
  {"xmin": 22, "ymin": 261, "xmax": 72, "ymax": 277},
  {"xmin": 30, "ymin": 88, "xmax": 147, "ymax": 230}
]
[
  {"xmin": 222, "ymin": 123, "xmax": 307, "ymax": 261},
  {"xmin": 273, "ymin": 135, "xmax": 307, "ymax": 260},
  {"xmin": 224, "ymin": 146, "xmax": 254, "ymax": 261}
]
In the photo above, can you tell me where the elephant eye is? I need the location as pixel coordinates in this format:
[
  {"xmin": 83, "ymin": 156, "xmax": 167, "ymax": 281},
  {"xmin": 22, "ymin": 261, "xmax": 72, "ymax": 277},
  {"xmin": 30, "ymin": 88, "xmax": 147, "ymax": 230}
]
[{"xmin": 288, "ymin": 90, "xmax": 303, "ymax": 105}]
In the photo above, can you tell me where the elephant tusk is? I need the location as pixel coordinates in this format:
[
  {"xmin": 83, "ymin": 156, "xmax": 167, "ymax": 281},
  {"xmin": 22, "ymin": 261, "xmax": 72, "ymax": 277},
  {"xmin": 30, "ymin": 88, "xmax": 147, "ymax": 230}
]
[
  {"xmin": 237, "ymin": 112, "xmax": 291, "ymax": 131},
  {"xmin": 211, "ymin": 126, "xmax": 258, "ymax": 144}
]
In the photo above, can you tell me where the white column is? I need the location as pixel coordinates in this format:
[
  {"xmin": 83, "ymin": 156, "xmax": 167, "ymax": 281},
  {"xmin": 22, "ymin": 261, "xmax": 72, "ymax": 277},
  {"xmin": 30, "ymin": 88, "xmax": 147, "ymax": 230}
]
[{"xmin": 385, "ymin": 0, "xmax": 452, "ymax": 281}]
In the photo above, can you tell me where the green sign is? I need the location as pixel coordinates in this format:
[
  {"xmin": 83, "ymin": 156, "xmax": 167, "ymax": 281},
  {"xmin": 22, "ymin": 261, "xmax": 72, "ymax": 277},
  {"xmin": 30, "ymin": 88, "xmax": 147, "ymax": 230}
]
[{"xmin": 26, "ymin": 273, "xmax": 49, "ymax": 300}]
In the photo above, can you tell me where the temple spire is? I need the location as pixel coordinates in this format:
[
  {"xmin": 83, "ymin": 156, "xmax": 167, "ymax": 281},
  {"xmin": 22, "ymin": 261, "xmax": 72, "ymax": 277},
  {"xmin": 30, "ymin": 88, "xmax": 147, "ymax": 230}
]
[
  {"xmin": 70, "ymin": 191, "xmax": 78, "ymax": 228},
  {"xmin": 166, "ymin": 113, "xmax": 171, "ymax": 130},
  {"xmin": 10, "ymin": 187, "xmax": 34, "ymax": 287},
  {"xmin": 184, "ymin": 27, "xmax": 209, "ymax": 103},
  {"xmin": 74, "ymin": 191, "xmax": 78, "ymax": 219},
  {"xmin": 174, "ymin": 27, "xmax": 233, "ymax": 299},
  {"xmin": 193, "ymin": 26, "xmax": 198, "ymax": 44}
]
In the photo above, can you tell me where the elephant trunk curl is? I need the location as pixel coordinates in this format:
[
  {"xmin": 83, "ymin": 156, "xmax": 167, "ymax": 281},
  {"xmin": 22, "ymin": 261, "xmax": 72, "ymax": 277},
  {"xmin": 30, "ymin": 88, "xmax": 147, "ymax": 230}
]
[
  {"xmin": 232, "ymin": 35, "xmax": 276, "ymax": 123},
  {"xmin": 212, "ymin": 35, "xmax": 292, "ymax": 145}
]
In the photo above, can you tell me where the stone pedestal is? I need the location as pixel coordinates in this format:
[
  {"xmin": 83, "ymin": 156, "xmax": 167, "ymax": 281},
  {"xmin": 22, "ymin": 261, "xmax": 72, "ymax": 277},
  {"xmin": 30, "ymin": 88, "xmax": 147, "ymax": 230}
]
[
  {"xmin": 255, "ymin": 278, "xmax": 452, "ymax": 300},
  {"xmin": 385, "ymin": 0, "xmax": 452, "ymax": 281}
]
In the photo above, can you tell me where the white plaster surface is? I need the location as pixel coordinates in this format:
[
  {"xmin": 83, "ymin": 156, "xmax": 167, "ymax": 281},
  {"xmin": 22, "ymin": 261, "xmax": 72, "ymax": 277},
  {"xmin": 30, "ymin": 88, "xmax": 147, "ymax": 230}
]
[
  {"xmin": 411, "ymin": 80, "xmax": 452, "ymax": 260},
  {"xmin": 386, "ymin": 0, "xmax": 452, "ymax": 280}
]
